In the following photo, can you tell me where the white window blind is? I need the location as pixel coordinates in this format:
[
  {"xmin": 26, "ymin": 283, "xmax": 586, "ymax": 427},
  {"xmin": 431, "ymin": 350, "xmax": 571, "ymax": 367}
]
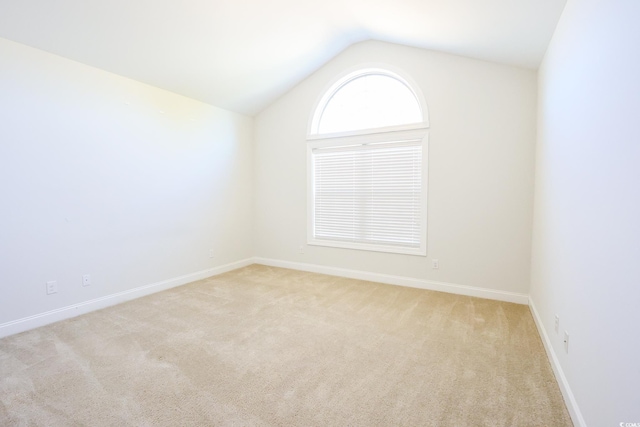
[{"xmin": 312, "ymin": 140, "xmax": 423, "ymax": 250}]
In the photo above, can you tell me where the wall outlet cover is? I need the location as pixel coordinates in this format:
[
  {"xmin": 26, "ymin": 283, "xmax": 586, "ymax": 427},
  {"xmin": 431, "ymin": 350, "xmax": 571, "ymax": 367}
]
[{"xmin": 46, "ymin": 281, "xmax": 58, "ymax": 295}]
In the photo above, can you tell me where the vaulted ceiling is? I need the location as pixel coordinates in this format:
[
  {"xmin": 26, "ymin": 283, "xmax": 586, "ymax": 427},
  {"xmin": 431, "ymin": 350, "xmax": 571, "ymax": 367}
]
[{"xmin": 0, "ymin": 0, "xmax": 566, "ymax": 115}]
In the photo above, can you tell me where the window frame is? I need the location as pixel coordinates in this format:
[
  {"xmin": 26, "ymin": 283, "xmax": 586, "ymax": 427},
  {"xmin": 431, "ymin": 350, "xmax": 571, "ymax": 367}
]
[
  {"xmin": 308, "ymin": 66, "xmax": 430, "ymax": 136},
  {"xmin": 307, "ymin": 66, "xmax": 430, "ymax": 256}
]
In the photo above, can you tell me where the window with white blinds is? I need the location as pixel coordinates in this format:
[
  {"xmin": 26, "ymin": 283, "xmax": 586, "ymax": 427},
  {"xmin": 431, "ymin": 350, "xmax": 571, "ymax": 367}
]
[
  {"xmin": 307, "ymin": 67, "xmax": 428, "ymax": 256},
  {"xmin": 312, "ymin": 140, "xmax": 423, "ymax": 251}
]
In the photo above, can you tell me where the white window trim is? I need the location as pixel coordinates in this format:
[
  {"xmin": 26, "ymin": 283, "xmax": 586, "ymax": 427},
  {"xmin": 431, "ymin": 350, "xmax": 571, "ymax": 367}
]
[
  {"xmin": 306, "ymin": 122, "xmax": 429, "ymax": 142},
  {"xmin": 307, "ymin": 127, "xmax": 429, "ymax": 256},
  {"xmin": 307, "ymin": 65, "xmax": 430, "ymax": 256}
]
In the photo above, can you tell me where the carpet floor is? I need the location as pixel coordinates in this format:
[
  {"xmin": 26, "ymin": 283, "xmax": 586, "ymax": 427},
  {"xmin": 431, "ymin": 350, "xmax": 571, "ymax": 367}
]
[{"xmin": 0, "ymin": 264, "xmax": 572, "ymax": 426}]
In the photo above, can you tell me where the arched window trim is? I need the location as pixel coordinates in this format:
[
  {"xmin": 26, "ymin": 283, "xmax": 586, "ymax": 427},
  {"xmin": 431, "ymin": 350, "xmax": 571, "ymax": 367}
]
[
  {"xmin": 306, "ymin": 64, "xmax": 430, "ymax": 257},
  {"xmin": 308, "ymin": 64, "xmax": 430, "ymax": 138}
]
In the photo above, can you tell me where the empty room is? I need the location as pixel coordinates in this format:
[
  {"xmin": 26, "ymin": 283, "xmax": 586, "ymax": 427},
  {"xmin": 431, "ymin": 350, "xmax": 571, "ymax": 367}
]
[{"xmin": 1, "ymin": 0, "xmax": 638, "ymax": 426}]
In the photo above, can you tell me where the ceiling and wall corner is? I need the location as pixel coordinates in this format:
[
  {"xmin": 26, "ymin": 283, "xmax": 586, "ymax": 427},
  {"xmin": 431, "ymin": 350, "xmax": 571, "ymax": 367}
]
[{"xmin": 0, "ymin": 0, "xmax": 566, "ymax": 115}]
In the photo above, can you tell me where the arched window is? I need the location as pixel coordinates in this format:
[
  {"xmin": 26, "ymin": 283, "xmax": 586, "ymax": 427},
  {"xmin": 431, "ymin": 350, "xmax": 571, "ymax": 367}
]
[
  {"xmin": 307, "ymin": 67, "xmax": 429, "ymax": 255},
  {"xmin": 312, "ymin": 71, "xmax": 423, "ymax": 134}
]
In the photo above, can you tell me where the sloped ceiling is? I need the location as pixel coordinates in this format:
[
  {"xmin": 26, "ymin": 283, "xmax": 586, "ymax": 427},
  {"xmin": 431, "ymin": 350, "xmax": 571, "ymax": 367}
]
[{"xmin": 0, "ymin": 0, "xmax": 566, "ymax": 115}]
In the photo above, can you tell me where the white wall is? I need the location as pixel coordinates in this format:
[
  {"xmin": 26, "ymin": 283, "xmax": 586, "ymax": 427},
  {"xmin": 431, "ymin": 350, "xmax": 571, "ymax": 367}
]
[
  {"xmin": 254, "ymin": 40, "xmax": 537, "ymax": 295},
  {"xmin": 0, "ymin": 38, "xmax": 253, "ymax": 328},
  {"xmin": 530, "ymin": 0, "xmax": 640, "ymax": 425}
]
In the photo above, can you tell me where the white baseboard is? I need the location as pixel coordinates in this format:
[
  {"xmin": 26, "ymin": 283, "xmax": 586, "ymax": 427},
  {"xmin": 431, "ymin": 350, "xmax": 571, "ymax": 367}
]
[
  {"xmin": 0, "ymin": 258, "xmax": 253, "ymax": 339},
  {"xmin": 252, "ymin": 257, "xmax": 529, "ymax": 304},
  {"xmin": 529, "ymin": 298, "xmax": 586, "ymax": 427}
]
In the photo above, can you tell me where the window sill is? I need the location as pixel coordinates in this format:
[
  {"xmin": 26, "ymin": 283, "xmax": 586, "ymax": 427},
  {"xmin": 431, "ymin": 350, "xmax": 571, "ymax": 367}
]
[{"xmin": 307, "ymin": 238, "xmax": 427, "ymax": 256}]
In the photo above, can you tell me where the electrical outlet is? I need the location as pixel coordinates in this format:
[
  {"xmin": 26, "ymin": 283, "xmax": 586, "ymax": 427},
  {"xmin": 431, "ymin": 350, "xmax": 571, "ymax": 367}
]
[
  {"xmin": 46, "ymin": 281, "xmax": 58, "ymax": 295},
  {"xmin": 298, "ymin": 245, "xmax": 305, "ymax": 254},
  {"xmin": 554, "ymin": 315, "xmax": 559, "ymax": 333},
  {"xmin": 432, "ymin": 259, "xmax": 439, "ymax": 269},
  {"xmin": 208, "ymin": 249, "xmax": 214, "ymax": 258},
  {"xmin": 564, "ymin": 331, "xmax": 569, "ymax": 353},
  {"xmin": 82, "ymin": 274, "xmax": 91, "ymax": 287}
]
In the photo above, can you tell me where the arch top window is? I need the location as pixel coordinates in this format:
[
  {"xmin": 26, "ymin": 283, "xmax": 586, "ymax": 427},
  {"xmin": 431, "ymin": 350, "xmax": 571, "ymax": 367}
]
[
  {"xmin": 310, "ymin": 68, "xmax": 427, "ymax": 136},
  {"xmin": 307, "ymin": 66, "xmax": 429, "ymax": 256}
]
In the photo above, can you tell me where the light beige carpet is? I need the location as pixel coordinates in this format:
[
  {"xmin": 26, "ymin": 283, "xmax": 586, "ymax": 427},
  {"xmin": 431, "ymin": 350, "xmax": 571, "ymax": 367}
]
[{"xmin": 0, "ymin": 264, "xmax": 572, "ymax": 426}]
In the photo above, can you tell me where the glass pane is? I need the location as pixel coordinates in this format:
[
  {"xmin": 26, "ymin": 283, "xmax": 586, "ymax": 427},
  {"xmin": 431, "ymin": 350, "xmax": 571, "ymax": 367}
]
[{"xmin": 318, "ymin": 74, "xmax": 422, "ymax": 134}]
